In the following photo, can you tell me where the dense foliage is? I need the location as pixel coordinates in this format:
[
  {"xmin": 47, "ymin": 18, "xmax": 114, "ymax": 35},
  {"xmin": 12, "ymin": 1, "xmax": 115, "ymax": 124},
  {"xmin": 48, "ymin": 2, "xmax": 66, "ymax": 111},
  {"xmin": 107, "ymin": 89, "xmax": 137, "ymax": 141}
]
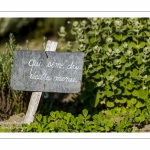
[
  {"xmin": 1, "ymin": 107, "xmax": 150, "ymax": 132},
  {"xmin": 59, "ymin": 18, "xmax": 150, "ymax": 115}
]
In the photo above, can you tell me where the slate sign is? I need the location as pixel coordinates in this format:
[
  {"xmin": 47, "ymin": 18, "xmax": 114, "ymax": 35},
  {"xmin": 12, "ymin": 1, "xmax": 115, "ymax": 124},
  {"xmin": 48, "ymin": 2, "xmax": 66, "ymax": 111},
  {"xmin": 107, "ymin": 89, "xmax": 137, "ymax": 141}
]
[{"xmin": 10, "ymin": 50, "xmax": 84, "ymax": 93}]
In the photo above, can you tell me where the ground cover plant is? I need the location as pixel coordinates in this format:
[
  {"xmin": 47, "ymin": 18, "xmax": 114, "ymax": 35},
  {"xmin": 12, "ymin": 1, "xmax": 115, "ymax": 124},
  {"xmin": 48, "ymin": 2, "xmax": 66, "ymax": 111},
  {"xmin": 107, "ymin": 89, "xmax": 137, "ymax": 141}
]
[{"xmin": 1, "ymin": 18, "xmax": 150, "ymax": 132}]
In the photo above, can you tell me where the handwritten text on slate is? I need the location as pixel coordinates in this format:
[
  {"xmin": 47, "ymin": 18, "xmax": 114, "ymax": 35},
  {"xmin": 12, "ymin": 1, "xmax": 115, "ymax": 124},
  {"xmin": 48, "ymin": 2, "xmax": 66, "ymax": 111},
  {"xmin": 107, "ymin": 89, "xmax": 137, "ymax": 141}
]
[{"xmin": 28, "ymin": 59, "xmax": 81, "ymax": 82}]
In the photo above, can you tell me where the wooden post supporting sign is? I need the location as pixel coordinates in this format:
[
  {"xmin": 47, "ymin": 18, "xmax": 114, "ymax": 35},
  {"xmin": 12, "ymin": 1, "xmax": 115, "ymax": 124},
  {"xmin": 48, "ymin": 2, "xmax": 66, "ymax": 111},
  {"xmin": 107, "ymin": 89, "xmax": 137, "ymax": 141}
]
[{"xmin": 23, "ymin": 40, "xmax": 58, "ymax": 124}]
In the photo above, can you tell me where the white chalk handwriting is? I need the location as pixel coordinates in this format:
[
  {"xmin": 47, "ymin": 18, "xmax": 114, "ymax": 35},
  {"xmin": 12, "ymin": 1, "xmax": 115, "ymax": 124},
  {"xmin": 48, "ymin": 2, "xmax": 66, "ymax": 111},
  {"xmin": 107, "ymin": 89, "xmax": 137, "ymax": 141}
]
[{"xmin": 28, "ymin": 59, "xmax": 80, "ymax": 82}]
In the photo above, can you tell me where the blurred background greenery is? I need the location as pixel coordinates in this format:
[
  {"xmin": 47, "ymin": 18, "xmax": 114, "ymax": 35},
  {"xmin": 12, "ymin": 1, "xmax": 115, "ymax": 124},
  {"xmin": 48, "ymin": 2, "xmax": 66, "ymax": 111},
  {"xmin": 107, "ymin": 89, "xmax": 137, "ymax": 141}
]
[{"xmin": 0, "ymin": 18, "xmax": 85, "ymax": 51}]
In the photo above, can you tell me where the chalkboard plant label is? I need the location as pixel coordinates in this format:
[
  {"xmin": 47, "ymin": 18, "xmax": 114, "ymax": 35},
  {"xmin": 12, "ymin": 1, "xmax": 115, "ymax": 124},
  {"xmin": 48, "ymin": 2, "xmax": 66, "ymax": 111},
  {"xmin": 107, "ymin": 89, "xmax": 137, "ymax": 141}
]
[{"xmin": 10, "ymin": 50, "xmax": 84, "ymax": 93}]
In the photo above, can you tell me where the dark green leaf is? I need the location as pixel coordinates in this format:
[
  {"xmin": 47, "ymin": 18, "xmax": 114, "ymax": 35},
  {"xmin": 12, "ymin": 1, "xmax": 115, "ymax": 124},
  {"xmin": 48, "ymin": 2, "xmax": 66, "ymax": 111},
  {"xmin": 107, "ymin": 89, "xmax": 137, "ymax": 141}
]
[
  {"xmin": 85, "ymin": 82, "xmax": 96, "ymax": 92},
  {"xmin": 79, "ymin": 91, "xmax": 90, "ymax": 101}
]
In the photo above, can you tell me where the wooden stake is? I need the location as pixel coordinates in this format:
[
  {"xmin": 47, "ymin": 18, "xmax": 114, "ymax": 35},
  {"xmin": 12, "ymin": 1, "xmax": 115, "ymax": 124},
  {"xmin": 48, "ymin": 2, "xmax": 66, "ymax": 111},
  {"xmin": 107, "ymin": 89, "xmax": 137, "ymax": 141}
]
[{"xmin": 23, "ymin": 40, "xmax": 58, "ymax": 124}]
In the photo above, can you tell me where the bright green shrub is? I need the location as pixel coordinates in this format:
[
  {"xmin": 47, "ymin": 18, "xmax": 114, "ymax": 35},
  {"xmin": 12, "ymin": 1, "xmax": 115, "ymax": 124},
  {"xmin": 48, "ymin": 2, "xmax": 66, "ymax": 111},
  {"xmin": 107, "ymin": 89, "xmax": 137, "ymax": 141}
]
[
  {"xmin": 58, "ymin": 18, "xmax": 150, "ymax": 115},
  {"xmin": 1, "ymin": 108, "xmax": 150, "ymax": 132}
]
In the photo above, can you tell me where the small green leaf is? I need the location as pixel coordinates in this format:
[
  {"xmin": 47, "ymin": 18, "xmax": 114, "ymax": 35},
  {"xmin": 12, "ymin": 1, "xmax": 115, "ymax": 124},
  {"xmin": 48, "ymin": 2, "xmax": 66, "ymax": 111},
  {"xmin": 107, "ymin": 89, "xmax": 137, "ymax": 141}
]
[
  {"xmin": 119, "ymin": 65, "xmax": 125, "ymax": 74},
  {"xmin": 114, "ymin": 34, "xmax": 122, "ymax": 41},
  {"xmin": 115, "ymin": 99, "xmax": 120, "ymax": 103},
  {"xmin": 135, "ymin": 56, "xmax": 142, "ymax": 65},
  {"xmin": 67, "ymin": 113, "xmax": 72, "ymax": 118},
  {"xmin": 93, "ymin": 73, "xmax": 101, "ymax": 79},
  {"xmin": 91, "ymin": 54, "xmax": 97, "ymax": 60},
  {"xmin": 116, "ymin": 88, "xmax": 122, "ymax": 95},
  {"xmin": 145, "ymin": 75, "xmax": 150, "ymax": 82},
  {"xmin": 36, "ymin": 114, "xmax": 42, "ymax": 123},
  {"xmin": 136, "ymin": 101, "xmax": 145, "ymax": 108},
  {"xmin": 89, "ymin": 68, "xmax": 97, "ymax": 74},
  {"xmin": 94, "ymin": 89, "xmax": 101, "ymax": 107},
  {"xmin": 124, "ymin": 62, "xmax": 132, "ymax": 68},
  {"xmin": 43, "ymin": 116, "xmax": 47, "ymax": 124},
  {"xmin": 97, "ymin": 66, "xmax": 104, "ymax": 71},
  {"xmin": 106, "ymin": 90, "xmax": 114, "ymax": 97},
  {"xmin": 138, "ymin": 89, "xmax": 148, "ymax": 99},
  {"xmin": 106, "ymin": 101, "xmax": 115, "ymax": 107},
  {"xmin": 132, "ymin": 37, "xmax": 138, "ymax": 44},
  {"xmin": 103, "ymin": 69, "xmax": 111, "ymax": 77},
  {"xmin": 131, "ymin": 98, "xmax": 137, "ymax": 104},
  {"xmin": 131, "ymin": 68, "xmax": 139, "ymax": 77},
  {"xmin": 119, "ymin": 98, "xmax": 126, "ymax": 104},
  {"xmin": 99, "ymin": 127, "xmax": 104, "ymax": 131},
  {"xmin": 121, "ymin": 35, "xmax": 128, "ymax": 41},
  {"xmin": 145, "ymin": 31, "xmax": 150, "ymax": 37},
  {"xmin": 126, "ymin": 84, "xmax": 133, "ymax": 90},
  {"xmin": 135, "ymin": 117, "xmax": 140, "ymax": 123},
  {"xmin": 120, "ymin": 55, "xmax": 126, "ymax": 63},
  {"xmin": 107, "ymin": 120, "xmax": 114, "ymax": 127},
  {"xmin": 130, "ymin": 42, "xmax": 137, "ymax": 49},
  {"xmin": 112, "ymin": 69, "xmax": 118, "ymax": 76},
  {"xmin": 96, "ymin": 80, "xmax": 105, "ymax": 87},
  {"xmin": 82, "ymin": 109, "xmax": 88, "ymax": 118},
  {"xmin": 124, "ymin": 89, "xmax": 131, "ymax": 95},
  {"xmin": 78, "ymin": 114, "xmax": 84, "ymax": 120},
  {"xmin": 132, "ymin": 90, "xmax": 139, "ymax": 97},
  {"xmin": 90, "ymin": 37, "xmax": 97, "ymax": 44},
  {"xmin": 111, "ymin": 84, "xmax": 117, "ymax": 90},
  {"xmin": 139, "ymin": 42, "xmax": 145, "ymax": 49},
  {"xmin": 131, "ymin": 72, "xmax": 141, "ymax": 80},
  {"xmin": 50, "ymin": 111, "xmax": 55, "ymax": 118},
  {"xmin": 139, "ymin": 115, "xmax": 145, "ymax": 122}
]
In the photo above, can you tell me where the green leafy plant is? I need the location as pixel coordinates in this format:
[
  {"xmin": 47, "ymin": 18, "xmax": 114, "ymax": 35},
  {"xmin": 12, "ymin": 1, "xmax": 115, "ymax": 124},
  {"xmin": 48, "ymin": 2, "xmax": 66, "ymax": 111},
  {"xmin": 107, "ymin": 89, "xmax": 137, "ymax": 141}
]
[
  {"xmin": 2, "ymin": 108, "xmax": 150, "ymax": 132},
  {"xmin": 58, "ymin": 18, "xmax": 150, "ymax": 116}
]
